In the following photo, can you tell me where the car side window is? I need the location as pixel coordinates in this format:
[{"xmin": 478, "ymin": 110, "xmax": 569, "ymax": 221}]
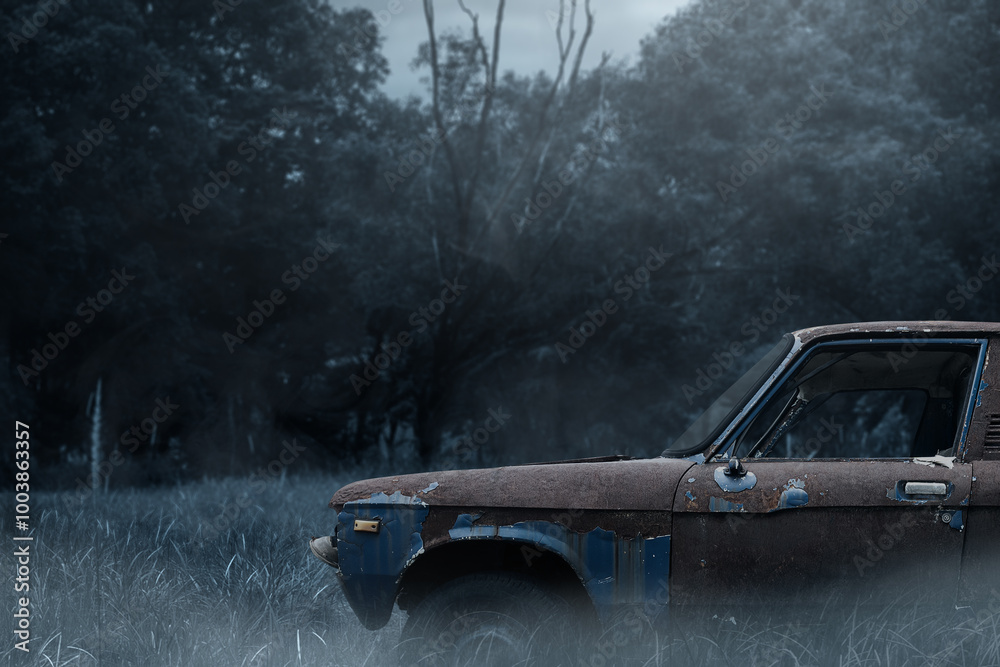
[{"xmin": 731, "ymin": 344, "xmax": 978, "ymax": 460}]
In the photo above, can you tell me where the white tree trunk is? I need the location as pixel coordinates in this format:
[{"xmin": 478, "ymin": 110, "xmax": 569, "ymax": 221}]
[{"xmin": 90, "ymin": 377, "xmax": 103, "ymax": 493}]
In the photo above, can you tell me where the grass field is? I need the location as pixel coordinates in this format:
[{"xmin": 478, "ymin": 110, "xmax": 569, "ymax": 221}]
[{"xmin": 2, "ymin": 472, "xmax": 998, "ymax": 666}]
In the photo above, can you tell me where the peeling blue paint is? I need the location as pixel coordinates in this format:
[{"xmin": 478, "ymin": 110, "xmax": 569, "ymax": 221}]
[
  {"xmin": 419, "ymin": 481, "xmax": 439, "ymax": 494},
  {"xmin": 708, "ymin": 497, "xmax": 745, "ymax": 512},
  {"xmin": 450, "ymin": 512, "xmax": 481, "ymax": 531},
  {"xmin": 336, "ymin": 492, "xmax": 429, "ymax": 630},
  {"xmin": 773, "ymin": 478, "xmax": 809, "ymax": 509},
  {"xmin": 977, "ymin": 379, "xmax": 988, "ymax": 407},
  {"xmin": 446, "ymin": 515, "xmax": 671, "ymax": 623},
  {"xmin": 714, "ymin": 466, "xmax": 757, "ymax": 492},
  {"xmin": 448, "ymin": 512, "xmax": 493, "ymax": 538},
  {"xmin": 948, "ymin": 510, "xmax": 965, "ymax": 531},
  {"xmin": 685, "ymin": 491, "xmax": 696, "ymax": 501},
  {"xmin": 887, "ymin": 486, "xmax": 916, "ymax": 503},
  {"xmin": 774, "ymin": 487, "xmax": 809, "ymax": 510}
]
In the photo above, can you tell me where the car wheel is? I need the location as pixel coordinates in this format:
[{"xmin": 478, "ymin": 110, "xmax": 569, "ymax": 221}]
[{"xmin": 399, "ymin": 571, "xmax": 586, "ymax": 666}]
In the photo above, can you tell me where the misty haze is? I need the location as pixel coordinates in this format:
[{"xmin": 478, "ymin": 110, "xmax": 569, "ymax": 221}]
[{"xmin": 2, "ymin": 0, "xmax": 999, "ymax": 665}]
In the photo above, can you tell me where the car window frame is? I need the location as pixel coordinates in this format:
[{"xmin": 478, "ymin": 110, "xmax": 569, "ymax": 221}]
[
  {"xmin": 747, "ymin": 386, "xmax": 931, "ymax": 460},
  {"xmin": 664, "ymin": 334, "xmax": 795, "ymax": 458},
  {"xmin": 709, "ymin": 337, "xmax": 988, "ymax": 463}
]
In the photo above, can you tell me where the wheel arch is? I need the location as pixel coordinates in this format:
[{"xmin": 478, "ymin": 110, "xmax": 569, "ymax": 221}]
[{"xmin": 397, "ymin": 537, "xmax": 597, "ymax": 621}]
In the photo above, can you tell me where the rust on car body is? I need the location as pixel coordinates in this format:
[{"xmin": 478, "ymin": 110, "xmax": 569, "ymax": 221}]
[
  {"xmin": 326, "ymin": 457, "xmax": 693, "ymax": 627},
  {"xmin": 330, "ymin": 457, "xmax": 695, "ymax": 513},
  {"xmin": 313, "ymin": 321, "xmax": 1000, "ymax": 631}
]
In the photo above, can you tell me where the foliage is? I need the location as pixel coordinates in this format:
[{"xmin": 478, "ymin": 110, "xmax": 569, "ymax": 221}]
[{"xmin": 2, "ymin": 0, "xmax": 998, "ymax": 483}]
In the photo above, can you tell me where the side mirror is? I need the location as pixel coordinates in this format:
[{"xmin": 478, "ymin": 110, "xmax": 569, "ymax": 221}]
[
  {"xmin": 724, "ymin": 456, "xmax": 747, "ymax": 478},
  {"xmin": 714, "ymin": 456, "xmax": 757, "ymax": 491}
]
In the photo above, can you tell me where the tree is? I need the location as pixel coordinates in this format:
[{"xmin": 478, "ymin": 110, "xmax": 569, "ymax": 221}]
[{"xmin": 0, "ymin": 0, "xmax": 390, "ymax": 483}]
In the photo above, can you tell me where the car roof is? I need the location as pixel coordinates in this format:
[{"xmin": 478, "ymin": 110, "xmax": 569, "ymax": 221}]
[{"xmin": 793, "ymin": 320, "xmax": 1000, "ymax": 345}]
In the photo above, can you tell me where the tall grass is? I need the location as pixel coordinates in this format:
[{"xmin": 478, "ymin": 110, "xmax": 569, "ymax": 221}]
[
  {"xmin": 2, "ymin": 472, "xmax": 997, "ymax": 666},
  {"xmin": 2, "ymin": 473, "xmax": 402, "ymax": 667}
]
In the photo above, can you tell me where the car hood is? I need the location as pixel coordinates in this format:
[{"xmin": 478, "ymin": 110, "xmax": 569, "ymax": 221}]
[{"xmin": 330, "ymin": 456, "xmax": 697, "ymax": 511}]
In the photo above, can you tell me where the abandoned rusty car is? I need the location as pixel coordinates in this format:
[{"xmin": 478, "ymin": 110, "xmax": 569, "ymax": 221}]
[{"xmin": 310, "ymin": 321, "xmax": 1000, "ymax": 663}]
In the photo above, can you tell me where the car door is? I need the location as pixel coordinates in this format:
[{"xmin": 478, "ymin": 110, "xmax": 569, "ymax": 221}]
[
  {"xmin": 961, "ymin": 337, "xmax": 1000, "ymax": 608},
  {"xmin": 670, "ymin": 337, "xmax": 985, "ymax": 608}
]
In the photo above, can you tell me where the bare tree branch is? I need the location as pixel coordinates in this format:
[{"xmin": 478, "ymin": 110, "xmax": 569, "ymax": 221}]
[
  {"xmin": 481, "ymin": 0, "xmax": 593, "ymax": 232},
  {"xmin": 423, "ymin": 0, "xmax": 464, "ymax": 232},
  {"xmin": 457, "ymin": 0, "xmax": 490, "ymax": 73},
  {"xmin": 567, "ymin": 0, "xmax": 594, "ymax": 92},
  {"xmin": 458, "ymin": 0, "xmax": 505, "ymax": 248}
]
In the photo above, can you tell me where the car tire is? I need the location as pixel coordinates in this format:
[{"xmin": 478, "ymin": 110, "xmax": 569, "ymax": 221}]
[{"xmin": 399, "ymin": 571, "xmax": 586, "ymax": 666}]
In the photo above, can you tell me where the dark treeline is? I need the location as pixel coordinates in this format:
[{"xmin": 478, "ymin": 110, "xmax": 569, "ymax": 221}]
[{"xmin": 2, "ymin": 0, "xmax": 998, "ymax": 488}]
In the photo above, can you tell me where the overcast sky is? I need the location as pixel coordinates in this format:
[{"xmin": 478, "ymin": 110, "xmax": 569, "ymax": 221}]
[{"xmin": 328, "ymin": 0, "xmax": 691, "ymax": 99}]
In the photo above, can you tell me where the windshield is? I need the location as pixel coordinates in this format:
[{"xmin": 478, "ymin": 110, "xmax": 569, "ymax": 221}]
[{"xmin": 661, "ymin": 335, "xmax": 794, "ymax": 456}]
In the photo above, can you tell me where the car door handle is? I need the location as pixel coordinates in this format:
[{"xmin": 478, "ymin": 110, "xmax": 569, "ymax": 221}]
[{"xmin": 903, "ymin": 481, "xmax": 948, "ymax": 496}]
